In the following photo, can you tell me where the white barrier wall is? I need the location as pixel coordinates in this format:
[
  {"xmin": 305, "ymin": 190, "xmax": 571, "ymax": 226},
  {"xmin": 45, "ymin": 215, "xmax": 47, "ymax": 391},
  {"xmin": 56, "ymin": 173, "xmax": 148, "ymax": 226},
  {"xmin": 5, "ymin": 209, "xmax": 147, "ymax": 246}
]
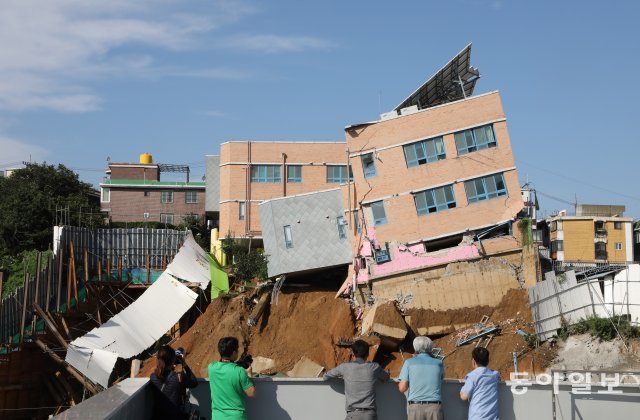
[
  {"xmin": 55, "ymin": 377, "xmax": 640, "ymax": 420},
  {"xmin": 529, "ymin": 265, "xmax": 640, "ymax": 340}
]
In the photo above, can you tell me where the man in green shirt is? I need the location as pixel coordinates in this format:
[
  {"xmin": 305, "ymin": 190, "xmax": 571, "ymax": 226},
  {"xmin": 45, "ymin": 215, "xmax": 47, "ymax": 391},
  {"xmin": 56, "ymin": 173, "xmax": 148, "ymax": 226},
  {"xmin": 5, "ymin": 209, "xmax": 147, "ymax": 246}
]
[{"xmin": 208, "ymin": 336, "xmax": 256, "ymax": 419}]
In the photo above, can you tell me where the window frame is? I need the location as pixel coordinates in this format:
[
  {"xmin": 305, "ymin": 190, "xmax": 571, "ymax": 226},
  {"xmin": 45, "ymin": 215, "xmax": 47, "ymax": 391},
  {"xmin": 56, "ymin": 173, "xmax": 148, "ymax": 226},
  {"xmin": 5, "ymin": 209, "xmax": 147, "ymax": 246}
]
[
  {"xmin": 403, "ymin": 137, "xmax": 446, "ymax": 168},
  {"xmin": 464, "ymin": 173, "xmax": 508, "ymax": 204},
  {"xmin": 161, "ymin": 191, "xmax": 174, "ymax": 204},
  {"xmin": 287, "ymin": 165, "xmax": 302, "ymax": 183},
  {"xmin": 454, "ymin": 124, "xmax": 497, "ymax": 156},
  {"xmin": 370, "ymin": 201, "xmax": 388, "ymax": 226},
  {"xmin": 615, "ymin": 242, "xmax": 623, "ymax": 251},
  {"xmin": 413, "ymin": 184, "xmax": 457, "ymax": 216},
  {"xmin": 353, "ymin": 210, "xmax": 362, "ymax": 234},
  {"xmin": 361, "ymin": 153, "xmax": 377, "ymax": 178},
  {"xmin": 251, "ymin": 165, "xmax": 281, "ymax": 183},
  {"xmin": 185, "ymin": 190, "xmax": 197, "ymax": 204},
  {"xmin": 337, "ymin": 216, "xmax": 347, "ymax": 240},
  {"xmin": 283, "ymin": 225, "xmax": 293, "ymax": 248},
  {"xmin": 239, "ymin": 202, "xmax": 246, "ymax": 221},
  {"xmin": 160, "ymin": 213, "xmax": 174, "ymax": 224},
  {"xmin": 326, "ymin": 165, "xmax": 353, "ymax": 184},
  {"xmin": 614, "ymin": 221, "xmax": 622, "ymax": 230},
  {"xmin": 101, "ymin": 187, "xmax": 110, "ymax": 203}
]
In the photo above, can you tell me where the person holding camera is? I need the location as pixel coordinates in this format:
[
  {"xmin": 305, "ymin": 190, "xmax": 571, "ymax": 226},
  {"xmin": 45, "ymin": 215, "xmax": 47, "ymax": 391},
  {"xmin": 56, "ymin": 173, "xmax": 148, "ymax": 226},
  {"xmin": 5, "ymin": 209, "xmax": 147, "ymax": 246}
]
[
  {"xmin": 150, "ymin": 344, "xmax": 198, "ymax": 419},
  {"xmin": 208, "ymin": 336, "xmax": 256, "ymax": 420}
]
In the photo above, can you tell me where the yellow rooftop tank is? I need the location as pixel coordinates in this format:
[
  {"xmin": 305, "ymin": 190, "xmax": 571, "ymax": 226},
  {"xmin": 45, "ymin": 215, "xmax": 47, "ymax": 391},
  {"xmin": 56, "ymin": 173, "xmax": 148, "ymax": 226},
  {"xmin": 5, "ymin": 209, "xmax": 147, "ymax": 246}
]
[{"xmin": 139, "ymin": 153, "xmax": 153, "ymax": 164}]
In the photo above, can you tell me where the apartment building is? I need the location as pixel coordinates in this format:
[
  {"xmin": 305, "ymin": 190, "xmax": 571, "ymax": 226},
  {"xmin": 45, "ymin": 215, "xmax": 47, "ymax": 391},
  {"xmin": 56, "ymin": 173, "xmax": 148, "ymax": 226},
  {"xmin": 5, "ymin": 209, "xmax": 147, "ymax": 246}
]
[
  {"xmin": 547, "ymin": 205, "xmax": 634, "ymax": 266},
  {"xmin": 218, "ymin": 141, "xmax": 348, "ymax": 240},
  {"xmin": 635, "ymin": 221, "xmax": 640, "ymax": 262},
  {"xmin": 100, "ymin": 154, "xmax": 205, "ymax": 224}
]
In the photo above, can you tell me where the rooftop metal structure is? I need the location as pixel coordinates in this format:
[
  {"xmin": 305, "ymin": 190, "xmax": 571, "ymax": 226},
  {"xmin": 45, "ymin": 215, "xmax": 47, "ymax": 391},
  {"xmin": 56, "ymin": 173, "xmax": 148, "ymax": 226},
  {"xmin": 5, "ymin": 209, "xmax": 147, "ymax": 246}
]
[
  {"xmin": 394, "ymin": 43, "xmax": 480, "ymax": 112},
  {"xmin": 158, "ymin": 163, "xmax": 190, "ymax": 182}
]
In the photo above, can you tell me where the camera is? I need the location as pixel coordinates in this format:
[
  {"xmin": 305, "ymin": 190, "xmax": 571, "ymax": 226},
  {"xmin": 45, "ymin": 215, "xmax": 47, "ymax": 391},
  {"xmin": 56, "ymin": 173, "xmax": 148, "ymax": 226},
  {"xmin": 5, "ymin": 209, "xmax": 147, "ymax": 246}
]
[
  {"xmin": 235, "ymin": 354, "xmax": 253, "ymax": 369},
  {"xmin": 175, "ymin": 347, "xmax": 185, "ymax": 364}
]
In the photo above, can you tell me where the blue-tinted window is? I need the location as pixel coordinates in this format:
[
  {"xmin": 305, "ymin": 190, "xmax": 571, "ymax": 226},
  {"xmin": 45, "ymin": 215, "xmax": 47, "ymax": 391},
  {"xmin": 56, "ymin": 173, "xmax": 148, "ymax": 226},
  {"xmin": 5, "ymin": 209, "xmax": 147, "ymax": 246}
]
[
  {"xmin": 464, "ymin": 173, "xmax": 508, "ymax": 203},
  {"xmin": 327, "ymin": 165, "xmax": 353, "ymax": 183},
  {"xmin": 284, "ymin": 225, "xmax": 293, "ymax": 248},
  {"xmin": 361, "ymin": 153, "xmax": 377, "ymax": 178},
  {"xmin": 353, "ymin": 210, "xmax": 361, "ymax": 234},
  {"xmin": 454, "ymin": 124, "xmax": 496, "ymax": 155},
  {"xmin": 251, "ymin": 165, "xmax": 281, "ymax": 183},
  {"xmin": 403, "ymin": 137, "xmax": 446, "ymax": 167},
  {"xmin": 337, "ymin": 216, "xmax": 347, "ymax": 239},
  {"xmin": 370, "ymin": 201, "xmax": 388, "ymax": 226},
  {"xmin": 414, "ymin": 185, "xmax": 456, "ymax": 216},
  {"xmin": 287, "ymin": 165, "xmax": 302, "ymax": 183}
]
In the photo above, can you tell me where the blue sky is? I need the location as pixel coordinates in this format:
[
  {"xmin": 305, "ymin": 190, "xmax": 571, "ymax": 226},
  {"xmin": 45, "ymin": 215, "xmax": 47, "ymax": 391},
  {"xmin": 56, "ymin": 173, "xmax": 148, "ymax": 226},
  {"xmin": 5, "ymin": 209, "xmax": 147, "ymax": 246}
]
[{"xmin": 1, "ymin": 0, "xmax": 639, "ymax": 218}]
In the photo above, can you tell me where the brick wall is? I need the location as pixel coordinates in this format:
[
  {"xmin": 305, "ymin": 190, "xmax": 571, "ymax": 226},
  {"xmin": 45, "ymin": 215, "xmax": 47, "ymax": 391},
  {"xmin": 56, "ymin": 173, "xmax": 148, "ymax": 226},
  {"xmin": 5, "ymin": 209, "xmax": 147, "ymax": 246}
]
[
  {"xmin": 219, "ymin": 141, "xmax": 347, "ymax": 237},
  {"xmin": 109, "ymin": 165, "xmax": 159, "ymax": 181},
  {"xmin": 105, "ymin": 188, "xmax": 205, "ymax": 224},
  {"xmin": 343, "ymin": 91, "xmax": 523, "ymax": 247}
]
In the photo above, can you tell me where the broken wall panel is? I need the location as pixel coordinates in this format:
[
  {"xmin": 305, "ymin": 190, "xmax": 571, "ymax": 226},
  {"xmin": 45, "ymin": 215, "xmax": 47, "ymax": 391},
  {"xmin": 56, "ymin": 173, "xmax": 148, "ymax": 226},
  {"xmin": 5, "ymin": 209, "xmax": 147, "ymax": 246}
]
[{"xmin": 366, "ymin": 256, "xmax": 523, "ymax": 311}]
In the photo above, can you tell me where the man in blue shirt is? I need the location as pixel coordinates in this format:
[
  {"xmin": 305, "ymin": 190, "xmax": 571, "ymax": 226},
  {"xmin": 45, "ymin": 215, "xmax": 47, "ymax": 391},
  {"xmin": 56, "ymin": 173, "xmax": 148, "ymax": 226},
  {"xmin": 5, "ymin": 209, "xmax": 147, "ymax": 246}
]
[
  {"xmin": 398, "ymin": 336, "xmax": 444, "ymax": 420},
  {"xmin": 460, "ymin": 347, "xmax": 500, "ymax": 420}
]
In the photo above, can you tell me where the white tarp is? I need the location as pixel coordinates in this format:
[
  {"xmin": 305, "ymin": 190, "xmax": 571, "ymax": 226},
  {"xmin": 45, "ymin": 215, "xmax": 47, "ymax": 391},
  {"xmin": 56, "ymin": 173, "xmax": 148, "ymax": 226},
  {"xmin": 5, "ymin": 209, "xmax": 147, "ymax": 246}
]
[
  {"xmin": 65, "ymin": 233, "xmax": 209, "ymax": 387},
  {"xmin": 166, "ymin": 234, "xmax": 211, "ymax": 290}
]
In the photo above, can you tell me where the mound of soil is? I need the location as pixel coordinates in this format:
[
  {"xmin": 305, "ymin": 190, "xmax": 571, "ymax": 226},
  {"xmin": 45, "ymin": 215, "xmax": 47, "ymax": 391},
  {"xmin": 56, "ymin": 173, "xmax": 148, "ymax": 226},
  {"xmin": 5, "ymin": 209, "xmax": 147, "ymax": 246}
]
[{"xmin": 139, "ymin": 290, "xmax": 356, "ymax": 378}]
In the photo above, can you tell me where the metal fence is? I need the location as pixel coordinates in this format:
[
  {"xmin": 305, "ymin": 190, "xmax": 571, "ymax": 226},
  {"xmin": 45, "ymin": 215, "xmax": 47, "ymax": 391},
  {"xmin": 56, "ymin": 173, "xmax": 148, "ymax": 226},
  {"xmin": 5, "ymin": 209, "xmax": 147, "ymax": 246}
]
[
  {"xmin": 1, "ymin": 226, "xmax": 189, "ymax": 346},
  {"xmin": 55, "ymin": 226, "xmax": 188, "ymax": 270}
]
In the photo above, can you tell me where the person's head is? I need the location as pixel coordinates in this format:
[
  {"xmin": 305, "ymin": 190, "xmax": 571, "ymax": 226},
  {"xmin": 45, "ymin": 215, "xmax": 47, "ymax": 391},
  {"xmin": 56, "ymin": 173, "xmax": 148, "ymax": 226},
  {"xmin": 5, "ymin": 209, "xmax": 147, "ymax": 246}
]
[
  {"xmin": 351, "ymin": 340, "xmax": 369, "ymax": 359},
  {"xmin": 413, "ymin": 336, "xmax": 433, "ymax": 354},
  {"xmin": 218, "ymin": 336, "xmax": 239, "ymax": 359},
  {"xmin": 155, "ymin": 344, "xmax": 176, "ymax": 381},
  {"xmin": 472, "ymin": 347, "xmax": 490, "ymax": 368}
]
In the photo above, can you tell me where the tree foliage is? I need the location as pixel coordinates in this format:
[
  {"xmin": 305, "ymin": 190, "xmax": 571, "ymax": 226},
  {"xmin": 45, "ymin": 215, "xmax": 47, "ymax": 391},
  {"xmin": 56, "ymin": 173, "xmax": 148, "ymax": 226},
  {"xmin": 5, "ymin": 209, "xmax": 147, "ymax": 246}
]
[
  {"xmin": 0, "ymin": 162, "xmax": 101, "ymax": 256},
  {"xmin": 221, "ymin": 235, "xmax": 268, "ymax": 282}
]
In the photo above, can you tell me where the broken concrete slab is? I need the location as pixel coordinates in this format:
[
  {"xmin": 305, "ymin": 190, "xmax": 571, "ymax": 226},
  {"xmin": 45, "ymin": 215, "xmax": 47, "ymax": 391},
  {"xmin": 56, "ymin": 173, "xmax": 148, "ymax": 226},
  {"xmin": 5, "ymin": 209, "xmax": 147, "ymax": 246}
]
[
  {"xmin": 361, "ymin": 302, "xmax": 408, "ymax": 343},
  {"xmin": 287, "ymin": 356, "xmax": 325, "ymax": 378},
  {"xmin": 251, "ymin": 356, "xmax": 276, "ymax": 374}
]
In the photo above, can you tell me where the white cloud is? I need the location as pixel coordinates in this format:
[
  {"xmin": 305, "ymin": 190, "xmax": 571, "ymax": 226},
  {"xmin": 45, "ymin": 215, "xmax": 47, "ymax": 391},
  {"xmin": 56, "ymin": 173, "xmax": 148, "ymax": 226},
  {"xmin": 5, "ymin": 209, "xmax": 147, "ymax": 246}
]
[
  {"xmin": 224, "ymin": 34, "xmax": 334, "ymax": 53},
  {"xmin": 0, "ymin": 137, "xmax": 48, "ymax": 167},
  {"xmin": 0, "ymin": 0, "xmax": 255, "ymax": 113}
]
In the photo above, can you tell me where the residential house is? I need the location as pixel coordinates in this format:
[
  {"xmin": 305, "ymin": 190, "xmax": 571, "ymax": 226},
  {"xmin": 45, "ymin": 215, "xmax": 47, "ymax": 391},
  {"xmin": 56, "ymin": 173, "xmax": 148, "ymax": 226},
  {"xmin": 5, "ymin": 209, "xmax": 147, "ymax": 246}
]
[{"xmin": 100, "ymin": 154, "xmax": 205, "ymax": 225}]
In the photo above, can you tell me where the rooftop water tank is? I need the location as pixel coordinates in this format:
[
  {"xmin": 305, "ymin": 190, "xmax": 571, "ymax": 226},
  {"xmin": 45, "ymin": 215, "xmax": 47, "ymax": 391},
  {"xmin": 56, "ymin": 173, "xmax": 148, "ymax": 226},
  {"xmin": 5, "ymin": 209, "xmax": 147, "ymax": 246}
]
[{"xmin": 139, "ymin": 153, "xmax": 153, "ymax": 164}]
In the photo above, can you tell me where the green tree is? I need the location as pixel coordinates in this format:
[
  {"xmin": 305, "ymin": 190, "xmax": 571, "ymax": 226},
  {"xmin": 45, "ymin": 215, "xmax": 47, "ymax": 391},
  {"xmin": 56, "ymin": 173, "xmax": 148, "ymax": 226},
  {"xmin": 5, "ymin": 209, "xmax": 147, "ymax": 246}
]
[{"xmin": 0, "ymin": 162, "xmax": 101, "ymax": 256}]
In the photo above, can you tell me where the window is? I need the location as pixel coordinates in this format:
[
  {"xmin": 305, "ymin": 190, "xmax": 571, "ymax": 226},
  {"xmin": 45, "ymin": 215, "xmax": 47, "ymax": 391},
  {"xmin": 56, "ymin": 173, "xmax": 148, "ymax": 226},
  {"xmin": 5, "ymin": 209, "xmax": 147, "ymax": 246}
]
[
  {"xmin": 101, "ymin": 188, "xmax": 110, "ymax": 203},
  {"xmin": 185, "ymin": 191, "xmax": 197, "ymax": 203},
  {"xmin": 370, "ymin": 201, "xmax": 388, "ymax": 226},
  {"xmin": 239, "ymin": 202, "xmax": 246, "ymax": 220},
  {"xmin": 464, "ymin": 173, "xmax": 508, "ymax": 203},
  {"xmin": 353, "ymin": 210, "xmax": 362, "ymax": 234},
  {"xmin": 551, "ymin": 240, "xmax": 564, "ymax": 252},
  {"xmin": 414, "ymin": 185, "xmax": 456, "ymax": 216},
  {"xmin": 454, "ymin": 124, "xmax": 497, "ymax": 155},
  {"xmin": 337, "ymin": 216, "xmax": 347, "ymax": 239},
  {"xmin": 283, "ymin": 225, "xmax": 293, "ymax": 248},
  {"xmin": 361, "ymin": 153, "xmax": 377, "ymax": 178},
  {"xmin": 614, "ymin": 221, "xmax": 622, "ymax": 230},
  {"xmin": 161, "ymin": 191, "xmax": 173, "ymax": 203},
  {"xmin": 251, "ymin": 165, "xmax": 281, "ymax": 183},
  {"xmin": 160, "ymin": 213, "xmax": 174, "ymax": 224},
  {"xmin": 403, "ymin": 137, "xmax": 446, "ymax": 167},
  {"xmin": 327, "ymin": 165, "xmax": 353, "ymax": 183},
  {"xmin": 595, "ymin": 242, "xmax": 607, "ymax": 259},
  {"xmin": 144, "ymin": 191, "xmax": 150, "ymax": 197},
  {"xmin": 287, "ymin": 165, "xmax": 302, "ymax": 183},
  {"xmin": 615, "ymin": 242, "xmax": 623, "ymax": 251},
  {"xmin": 533, "ymin": 229, "xmax": 543, "ymax": 242}
]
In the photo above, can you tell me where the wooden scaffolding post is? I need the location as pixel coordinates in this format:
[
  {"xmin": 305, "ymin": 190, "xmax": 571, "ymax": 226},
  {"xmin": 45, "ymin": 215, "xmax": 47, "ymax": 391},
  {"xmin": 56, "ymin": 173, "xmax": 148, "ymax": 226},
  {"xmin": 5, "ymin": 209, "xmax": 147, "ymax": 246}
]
[
  {"xmin": 84, "ymin": 249, "xmax": 90, "ymax": 284},
  {"xmin": 66, "ymin": 257, "xmax": 72, "ymax": 312},
  {"xmin": 117, "ymin": 256, "xmax": 122, "ymax": 282},
  {"xmin": 146, "ymin": 254, "xmax": 151, "ymax": 284},
  {"xmin": 31, "ymin": 252, "xmax": 42, "ymax": 337},
  {"xmin": 34, "ymin": 339, "xmax": 101, "ymax": 395},
  {"xmin": 70, "ymin": 241, "xmax": 79, "ymax": 306},
  {"xmin": 19, "ymin": 271, "xmax": 29, "ymax": 348},
  {"xmin": 55, "ymin": 371, "xmax": 79, "ymax": 406},
  {"xmin": 45, "ymin": 253, "xmax": 53, "ymax": 311},
  {"xmin": 56, "ymin": 248, "xmax": 64, "ymax": 312},
  {"xmin": 34, "ymin": 303, "xmax": 68, "ymax": 349},
  {"xmin": 162, "ymin": 255, "xmax": 167, "ymax": 270},
  {"xmin": 97, "ymin": 258, "xmax": 102, "ymax": 282},
  {"xmin": 106, "ymin": 257, "xmax": 111, "ymax": 282}
]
